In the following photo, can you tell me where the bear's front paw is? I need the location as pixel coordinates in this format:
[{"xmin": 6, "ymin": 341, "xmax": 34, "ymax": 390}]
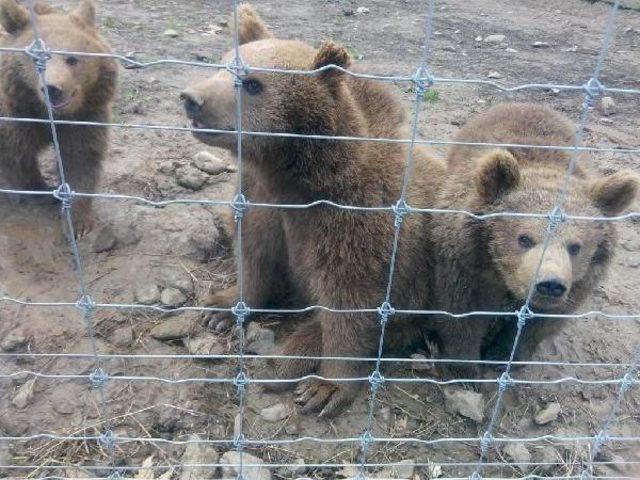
[{"xmin": 294, "ymin": 378, "xmax": 360, "ymax": 417}]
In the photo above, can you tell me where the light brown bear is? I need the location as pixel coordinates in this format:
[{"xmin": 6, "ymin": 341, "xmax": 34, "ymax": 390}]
[
  {"xmin": 428, "ymin": 102, "xmax": 638, "ymax": 377},
  {"xmin": 0, "ymin": 0, "xmax": 118, "ymax": 235},
  {"xmin": 181, "ymin": 5, "xmax": 445, "ymax": 416}
]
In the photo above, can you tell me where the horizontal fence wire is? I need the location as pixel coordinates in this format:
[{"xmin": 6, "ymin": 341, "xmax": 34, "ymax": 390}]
[{"xmin": 0, "ymin": 0, "xmax": 639, "ymax": 478}]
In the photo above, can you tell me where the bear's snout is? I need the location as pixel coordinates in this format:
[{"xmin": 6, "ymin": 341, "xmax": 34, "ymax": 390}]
[
  {"xmin": 180, "ymin": 90, "xmax": 204, "ymax": 118},
  {"xmin": 535, "ymin": 279, "xmax": 567, "ymax": 298},
  {"xmin": 41, "ymin": 84, "xmax": 65, "ymax": 107}
]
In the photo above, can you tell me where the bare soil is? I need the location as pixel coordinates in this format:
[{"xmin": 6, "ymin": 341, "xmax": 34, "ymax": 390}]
[{"xmin": 1, "ymin": 0, "xmax": 639, "ymax": 479}]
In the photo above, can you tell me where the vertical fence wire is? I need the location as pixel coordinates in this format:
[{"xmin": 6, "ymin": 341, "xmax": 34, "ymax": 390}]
[
  {"xmin": 24, "ymin": 1, "xmax": 117, "ymax": 477},
  {"xmin": 357, "ymin": 1, "xmax": 436, "ymax": 478},
  {"xmin": 471, "ymin": 1, "xmax": 623, "ymax": 477}
]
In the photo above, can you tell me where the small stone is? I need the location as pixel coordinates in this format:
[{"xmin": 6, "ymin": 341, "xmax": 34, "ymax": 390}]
[
  {"xmin": 532, "ymin": 41, "xmax": 550, "ymax": 48},
  {"xmin": 503, "ymin": 443, "xmax": 532, "ymax": 472},
  {"xmin": 484, "ymin": 34, "xmax": 506, "ymax": 44},
  {"xmin": 64, "ymin": 467, "xmax": 93, "ymax": 478},
  {"xmin": 1, "ymin": 329, "xmax": 27, "ymax": 352},
  {"xmin": 91, "ymin": 225, "xmax": 117, "ymax": 253},
  {"xmin": 600, "ymin": 96, "xmax": 616, "ymax": 116},
  {"xmin": 259, "ymin": 403, "xmax": 289, "ymax": 422},
  {"xmin": 163, "ymin": 28, "xmax": 179, "ymax": 38},
  {"xmin": 505, "ymin": 48, "xmax": 518, "ymax": 53},
  {"xmin": 277, "ymin": 458, "xmax": 305, "ymax": 477},
  {"xmin": 111, "ymin": 325, "xmax": 133, "ymax": 348},
  {"xmin": 135, "ymin": 284, "xmax": 161, "ymax": 305},
  {"xmin": 565, "ymin": 45, "xmax": 578, "ymax": 52},
  {"xmin": 12, "ymin": 378, "xmax": 36, "ymax": 409},
  {"xmin": 159, "ymin": 161, "xmax": 176, "ymax": 175},
  {"xmin": 532, "ymin": 445, "xmax": 560, "ymax": 472},
  {"xmin": 163, "ymin": 272, "xmax": 194, "ymax": 295},
  {"xmin": 534, "ymin": 402, "xmax": 561, "ymax": 425},
  {"xmin": 488, "ymin": 71, "xmax": 502, "ymax": 79},
  {"xmin": 180, "ymin": 435, "xmax": 219, "ymax": 480},
  {"xmin": 176, "ymin": 166, "xmax": 208, "ymax": 190},
  {"xmin": 427, "ymin": 463, "xmax": 443, "ymax": 478},
  {"xmin": 442, "ymin": 45, "xmax": 456, "ymax": 52},
  {"xmin": 220, "ymin": 451, "xmax": 271, "ymax": 480},
  {"xmin": 185, "ymin": 333, "xmax": 225, "ymax": 356},
  {"xmin": 475, "ymin": 35, "xmax": 483, "ymax": 42},
  {"xmin": 246, "ymin": 323, "xmax": 275, "ymax": 354},
  {"xmin": 150, "ymin": 317, "xmax": 195, "ymax": 340},
  {"xmin": 49, "ymin": 385, "xmax": 84, "ymax": 415},
  {"xmin": 356, "ymin": 6, "xmax": 370, "ymax": 14},
  {"xmin": 410, "ymin": 353, "xmax": 433, "ymax": 371},
  {"xmin": 193, "ymin": 151, "xmax": 228, "ymax": 175},
  {"xmin": 160, "ymin": 287, "xmax": 188, "ymax": 308},
  {"xmin": 443, "ymin": 388, "xmax": 485, "ymax": 423},
  {"xmin": 599, "ymin": 117, "xmax": 614, "ymax": 125},
  {"xmin": 215, "ymin": 16, "xmax": 229, "ymax": 27},
  {"xmin": 375, "ymin": 459, "xmax": 414, "ymax": 479}
]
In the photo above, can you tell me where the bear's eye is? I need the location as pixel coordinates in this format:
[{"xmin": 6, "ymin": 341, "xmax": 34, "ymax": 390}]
[
  {"xmin": 242, "ymin": 78, "xmax": 263, "ymax": 95},
  {"xmin": 517, "ymin": 234, "xmax": 535, "ymax": 249},
  {"xmin": 65, "ymin": 56, "xmax": 79, "ymax": 66},
  {"xmin": 568, "ymin": 243, "xmax": 582, "ymax": 256}
]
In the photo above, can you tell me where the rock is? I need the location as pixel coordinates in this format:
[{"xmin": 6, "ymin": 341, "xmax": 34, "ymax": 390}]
[
  {"xmin": 1, "ymin": 329, "xmax": 27, "ymax": 352},
  {"xmin": 135, "ymin": 284, "xmax": 161, "ymax": 305},
  {"xmin": 505, "ymin": 48, "xmax": 518, "ymax": 53},
  {"xmin": 427, "ymin": 462, "xmax": 443, "ymax": 478},
  {"xmin": 277, "ymin": 458, "xmax": 305, "ymax": 477},
  {"xmin": 533, "ymin": 445, "xmax": 560, "ymax": 472},
  {"xmin": 159, "ymin": 160, "xmax": 177, "ymax": 175},
  {"xmin": 534, "ymin": 402, "xmax": 561, "ymax": 425},
  {"xmin": 163, "ymin": 271, "xmax": 194, "ymax": 295},
  {"xmin": 163, "ymin": 28, "xmax": 179, "ymax": 38},
  {"xmin": 150, "ymin": 317, "xmax": 195, "ymax": 340},
  {"xmin": 176, "ymin": 166, "xmax": 208, "ymax": 190},
  {"xmin": 475, "ymin": 35, "xmax": 483, "ymax": 42},
  {"xmin": 488, "ymin": 71, "xmax": 502, "ymax": 79},
  {"xmin": 220, "ymin": 451, "xmax": 271, "ymax": 480},
  {"xmin": 246, "ymin": 323, "xmax": 275, "ymax": 354},
  {"xmin": 64, "ymin": 467, "xmax": 93, "ymax": 478},
  {"xmin": 532, "ymin": 41, "xmax": 550, "ymax": 48},
  {"xmin": 443, "ymin": 388, "xmax": 485, "ymax": 423},
  {"xmin": 484, "ymin": 34, "xmax": 505, "ymax": 44},
  {"xmin": 12, "ymin": 378, "xmax": 36, "ymax": 409},
  {"xmin": 565, "ymin": 45, "xmax": 578, "ymax": 52},
  {"xmin": 215, "ymin": 15, "xmax": 229, "ymax": 27},
  {"xmin": 259, "ymin": 403, "xmax": 289, "ymax": 422},
  {"xmin": 600, "ymin": 96, "xmax": 616, "ymax": 116},
  {"xmin": 180, "ymin": 435, "xmax": 219, "ymax": 480},
  {"xmin": 375, "ymin": 459, "xmax": 415, "ymax": 479},
  {"xmin": 49, "ymin": 384, "xmax": 85, "ymax": 415},
  {"xmin": 160, "ymin": 287, "xmax": 188, "ymax": 308},
  {"xmin": 91, "ymin": 225, "xmax": 117, "ymax": 253},
  {"xmin": 503, "ymin": 443, "xmax": 531, "ymax": 472},
  {"xmin": 356, "ymin": 6, "xmax": 370, "ymax": 14},
  {"xmin": 111, "ymin": 325, "xmax": 133, "ymax": 348},
  {"xmin": 193, "ymin": 151, "xmax": 228, "ymax": 175},
  {"xmin": 185, "ymin": 333, "xmax": 225, "ymax": 356},
  {"xmin": 410, "ymin": 353, "xmax": 433, "ymax": 371}
]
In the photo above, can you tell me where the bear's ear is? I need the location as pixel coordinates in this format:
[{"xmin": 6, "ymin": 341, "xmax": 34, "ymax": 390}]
[
  {"xmin": 235, "ymin": 4, "xmax": 272, "ymax": 45},
  {"xmin": 590, "ymin": 170, "xmax": 639, "ymax": 216},
  {"xmin": 70, "ymin": 0, "xmax": 95, "ymax": 27},
  {"xmin": 33, "ymin": 1, "xmax": 55, "ymax": 15},
  {"xmin": 312, "ymin": 42, "xmax": 350, "ymax": 79},
  {"xmin": 0, "ymin": 0, "xmax": 29, "ymax": 34},
  {"xmin": 475, "ymin": 148, "xmax": 521, "ymax": 203}
]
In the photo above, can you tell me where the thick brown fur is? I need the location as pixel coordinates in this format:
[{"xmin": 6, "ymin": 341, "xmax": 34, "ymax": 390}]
[
  {"xmin": 0, "ymin": 0, "xmax": 118, "ymax": 235},
  {"xmin": 182, "ymin": 4, "xmax": 445, "ymax": 416},
  {"xmin": 428, "ymin": 103, "xmax": 638, "ymax": 378}
]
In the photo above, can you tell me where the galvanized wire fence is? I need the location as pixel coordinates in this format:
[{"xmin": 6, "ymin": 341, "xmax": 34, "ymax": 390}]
[{"xmin": 0, "ymin": 0, "xmax": 639, "ymax": 479}]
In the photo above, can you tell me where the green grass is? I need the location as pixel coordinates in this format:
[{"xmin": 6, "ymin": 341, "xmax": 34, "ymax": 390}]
[
  {"xmin": 423, "ymin": 88, "xmax": 440, "ymax": 103},
  {"xmin": 103, "ymin": 16, "xmax": 117, "ymax": 29}
]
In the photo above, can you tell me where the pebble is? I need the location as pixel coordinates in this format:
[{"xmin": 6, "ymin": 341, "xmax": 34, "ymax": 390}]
[
  {"xmin": 159, "ymin": 160, "xmax": 177, "ymax": 175},
  {"xmin": 375, "ymin": 459, "xmax": 415, "ymax": 479},
  {"xmin": 180, "ymin": 435, "xmax": 219, "ymax": 480},
  {"xmin": 565, "ymin": 45, "xmax": 578, "ymax": 52},
  {"xmin": 410, "ymin": 353, "xmax": 433, "ymax": 371},
  {"xmin": 356, "ymin": 6, "xmax": 370, "ymax": 14},
  {"xmin": 160, "ymin": 287, "xmax": 188, "ymax": 308},
  {"xmin": 49, "ymin": 384, "xmax": 84, "ymax": 415},
  {"xmin": 135, "ymin": 284, "xmax": 161, "ymax": 305},
  {"xmin": 163, "ymin": 28, "xmax": 179, "ymax": 38},
  {"xmin": 12, "ymin": 378, "xmax": 36, "ymax": 409},
  {"xmin": 484, "ymin": 34, "xmax": 506, "ymax": 44},
  {"xmin": 259, "ymin": 403, "xmax": 289, "ymax": 422},
  {"xmin": 534, "ymin": 402, "xmax": 561, "ymax": 425},
  {"xmin": 150, "ymin": 317, "xmax": 195, "ymax": 340},
  {"xmin": 1, "ymin": 329, "xmax": 27, "ymax": 352},
  {"xmin": 443, "ymin": 387, "xmax": 485, "ymax": 423},
  {"xmin": 64, "ymin": 467, "xmax": 93, "ymax": 478},
  {"xmin": 163, "ymin": 271, "xmax": 194, "ymax": 295},
  {"xmin": 246, "ymin": 323, "xmax": 275, "ymax": 354},
  {"xmin": 111, "ymin": 325, "xmax": 133, "ymax": 348},
  {"xmin": 91, "ymin": 225, "xmax": 117, "ymax": 253},
  {"xmin": 488, "ymin": 71, "xmax": 502, "ymax": 79},
  {"xmin": 185, "ymin": 333, "xmax": 225, "ymax": 356},
  {"xmin": 505, "ymin": 48, "xmax": 518, "ymax": 53},
  {"xmin": 475, "ymin": 35, "xmax": 483, "ymax": 42},
  {"xmin": 193, "ymin": 151, "xmax": 228, "ymax": 175},
  {"xmin": 532, "ymin": 41, "xmax": 550, "ymax": 48},
  {"xmin": 220, "ymin": 451, "xmax": 271, "ymax": 480},
  {"xmin": 533, "ymin": 445, "xmax": 559, "ymax": 472},
  {"xmin": 503, "ymin": 443, "xmax": 532, "ymax": 472},
  {"xmin": 276, "ymin": 458, "xmax": 305, "ymax": 477},
  {"xmin": 176, "ymin": 166, "xmax": 208, "ymax": 190},
  {"xmin": 600, "ymin": 96, "xmax": 616, "ymax": 116}
]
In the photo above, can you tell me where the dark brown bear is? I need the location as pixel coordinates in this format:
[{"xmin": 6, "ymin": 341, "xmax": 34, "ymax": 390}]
[
  {"xmin": 181, "ymin": 5, "xmax": 445, "ymax": 416},
  {"xmin": 0, "ymin": 0, "xmax": 118, "ymax": 235},
  {"xmin": 428, "ymin": 102, "xmax": 638, "ymax": 377}
]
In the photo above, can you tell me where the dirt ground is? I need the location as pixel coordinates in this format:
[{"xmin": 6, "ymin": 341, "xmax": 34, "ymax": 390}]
[{"xmin": 1, "ymin": 0, "xmax": 639, "ymax": 479}]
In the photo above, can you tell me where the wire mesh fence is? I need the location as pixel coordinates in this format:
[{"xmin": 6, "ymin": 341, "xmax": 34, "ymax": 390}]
[{"xmin": 0, "ymin": 0, "xmax": 639, "ymax": 479}]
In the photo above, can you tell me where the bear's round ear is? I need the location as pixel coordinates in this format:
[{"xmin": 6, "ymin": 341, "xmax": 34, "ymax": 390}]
[
  {"xmin": 70, "ymin": 0, "xmax": 95, "ymax": 27},
  {"xmin": 475, "ymin": 148, "xmax": 521, "ymax": 203},
  {"xmin": 0, "ymin": 0, "xmax": 30, "ymax": 34},
  {"xmin": 235, "ymin": 4, "xmax": 273, "ymax": 45},
  {"xmin": 313, "ymin": 42, "xmax": 351, "ymax": 79},
  {"xmin": 590, "ymin": 170, "xmax": 639, "ymax": 216}
]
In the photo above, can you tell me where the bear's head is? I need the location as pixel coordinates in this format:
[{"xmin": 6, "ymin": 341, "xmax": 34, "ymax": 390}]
[
  {"xmin": 180, "ymin": 4, "xmax": 353, "ymax": 160},
  {"xmin": 473, "ymin": 148, "xmax": 638, "ymax": 312},
  {"xmin": 0, "ymin": 0, "xmax": 117, "ymax": 117}
]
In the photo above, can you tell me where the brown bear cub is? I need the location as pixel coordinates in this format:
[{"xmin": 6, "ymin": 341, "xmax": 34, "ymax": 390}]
[
  {"xmin": 428, "ymin": 103, "xmax": 638, "ymax": 377},
  {"xmin": 0, "ymin": 0, "xmax": 117, "ymax": 235},
  {"xmin": 182, "ymin": 5, "xmax": 445, "ymax": 416}
]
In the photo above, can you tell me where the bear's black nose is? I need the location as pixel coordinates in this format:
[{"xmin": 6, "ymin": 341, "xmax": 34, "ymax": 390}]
[
  {"xmin": 42, "ymin": 85, "xmax": 64, "ymax": 105},
  {"xmin": 180, "ymin": 91, "xmax": 203, "ymax": 118},
  {"xmin": 535, "ymin": 279, "xmax": 567, "ymax": 298}
]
